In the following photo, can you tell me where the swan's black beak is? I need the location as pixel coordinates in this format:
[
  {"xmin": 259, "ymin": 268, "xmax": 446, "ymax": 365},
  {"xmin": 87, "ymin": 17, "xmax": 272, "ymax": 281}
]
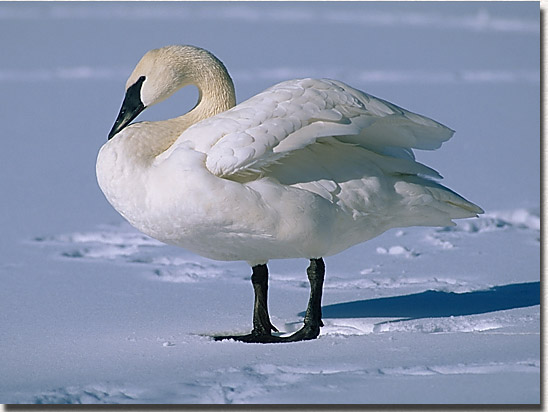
[{"xmin": 108, "ymin": 76, "xmax": 146, "ymax": 140}]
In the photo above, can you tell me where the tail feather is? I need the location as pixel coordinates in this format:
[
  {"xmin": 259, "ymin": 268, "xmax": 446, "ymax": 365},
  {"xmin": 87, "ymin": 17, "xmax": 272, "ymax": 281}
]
[{"xmin": 394, "ymin": 175, "xmax": 483, "ymax": 225}]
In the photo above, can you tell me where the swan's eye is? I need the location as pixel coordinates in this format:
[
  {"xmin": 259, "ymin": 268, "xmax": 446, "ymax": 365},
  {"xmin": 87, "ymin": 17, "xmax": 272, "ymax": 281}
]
[
  {"xmin": 123, "ymin": 76, "xmax": 146, "ymax": 108},
  {"xmin": 128, "ymin": 76, "xmax": 146, "ymax": 96}
]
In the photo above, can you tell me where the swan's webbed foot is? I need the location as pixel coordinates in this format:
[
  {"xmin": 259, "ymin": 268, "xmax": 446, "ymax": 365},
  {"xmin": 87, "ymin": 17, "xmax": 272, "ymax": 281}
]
[
  {"xmin": 213, "ymin": 329, "xmax": 317, "ymax": 343},
  {"xmin": 213, "ymin": 331, "xmax": 284, "ymax": 343},
  {"xmin": 283, "ymin": 324, "xmax": 321, "ymax": 342},
  {"xmin": 213, "ymin": 320, "xmax": 321, "ymax": 343}
]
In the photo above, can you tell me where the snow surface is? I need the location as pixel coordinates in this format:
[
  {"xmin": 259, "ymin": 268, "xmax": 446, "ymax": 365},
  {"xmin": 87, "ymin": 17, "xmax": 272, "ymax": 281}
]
[{"xmin": 0, "ymin": 1, "xmax": 540, "ymax": 405}]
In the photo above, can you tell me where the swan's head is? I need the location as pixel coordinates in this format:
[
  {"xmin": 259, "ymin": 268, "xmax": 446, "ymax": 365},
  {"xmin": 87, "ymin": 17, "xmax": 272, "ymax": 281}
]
[{"xmin": 108, "ymin": 45, "xmax": 228, "ymax": 140}]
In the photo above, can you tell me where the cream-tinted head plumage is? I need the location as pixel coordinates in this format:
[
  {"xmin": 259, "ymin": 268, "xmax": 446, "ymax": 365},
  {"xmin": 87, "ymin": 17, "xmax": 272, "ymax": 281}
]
[
  {"xmin": 107, "ymin": 45, "xmax": 236, "ymax": 141},
  {"xmin": 126, "ymin": 45, "xmax": 235, "ymax": 109}
]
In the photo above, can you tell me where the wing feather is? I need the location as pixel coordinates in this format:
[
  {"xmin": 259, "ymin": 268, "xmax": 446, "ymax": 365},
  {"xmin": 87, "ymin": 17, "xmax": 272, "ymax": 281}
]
[{"xmin": 179, "ymin": 78, "xmax": 454, "ymax": 179}]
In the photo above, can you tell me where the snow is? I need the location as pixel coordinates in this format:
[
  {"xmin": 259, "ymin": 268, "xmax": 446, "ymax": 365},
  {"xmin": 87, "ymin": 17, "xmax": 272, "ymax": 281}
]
[{"xmin": 0, "ymin": 1, "xmax": 540, "ymax": 405}]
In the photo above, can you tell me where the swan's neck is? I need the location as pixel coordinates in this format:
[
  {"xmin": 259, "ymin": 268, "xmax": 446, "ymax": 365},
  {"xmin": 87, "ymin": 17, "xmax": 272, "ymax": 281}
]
[
  {"xmin": 141, "ymin": 52, "xmax": 237, "ymax": 158},
  {"xmin": 189, "ymin": 54, "xmax": 236, "ymax": 121}
]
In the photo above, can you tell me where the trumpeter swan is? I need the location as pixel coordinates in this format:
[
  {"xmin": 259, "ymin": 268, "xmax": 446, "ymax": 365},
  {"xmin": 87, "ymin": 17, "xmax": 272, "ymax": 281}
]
[{"xmin": 97, "ymin": 45, "xmax": 482, "ymax": 343}]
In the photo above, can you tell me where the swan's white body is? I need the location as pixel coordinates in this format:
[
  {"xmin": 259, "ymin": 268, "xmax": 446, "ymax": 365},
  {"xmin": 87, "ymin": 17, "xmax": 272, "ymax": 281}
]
[{"xmin": 97, "ymin": 46, "xmax": 482, "ymax": 267}]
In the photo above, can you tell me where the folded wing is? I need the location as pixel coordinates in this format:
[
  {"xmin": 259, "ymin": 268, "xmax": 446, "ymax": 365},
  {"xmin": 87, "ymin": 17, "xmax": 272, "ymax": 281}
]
[{"xmin": 182, "ymin": 78, "xmax": 452, "ymax": 179}]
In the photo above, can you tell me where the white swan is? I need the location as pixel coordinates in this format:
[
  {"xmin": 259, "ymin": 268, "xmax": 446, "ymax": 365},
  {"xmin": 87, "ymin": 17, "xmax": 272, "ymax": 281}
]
[{"xmin": 97, "ymin": 45, "xmax": 483, "ymax": 343}]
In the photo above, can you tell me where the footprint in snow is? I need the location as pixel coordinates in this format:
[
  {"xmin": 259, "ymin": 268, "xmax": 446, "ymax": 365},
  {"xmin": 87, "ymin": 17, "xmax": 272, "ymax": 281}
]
[{"xmin": 376, "ymin": 245, "xmax": 419, "ymax": 258}]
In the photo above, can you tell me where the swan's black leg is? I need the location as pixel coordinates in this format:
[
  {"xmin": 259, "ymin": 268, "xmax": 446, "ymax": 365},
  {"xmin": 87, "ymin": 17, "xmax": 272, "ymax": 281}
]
[
  {"xmin": 214, "ymin": 264, "xmax": 281, "ymax": 343},
  {"xmin": 214, "ymin": 259, "xmax": 325, "ymax": 343},
  {"xmin": 250, "ymin": 263, "xmax": 279, "ymax": 336},
  {"xmin": 284, "ymin": 258, "xmax": 325, "ymax": 342}
]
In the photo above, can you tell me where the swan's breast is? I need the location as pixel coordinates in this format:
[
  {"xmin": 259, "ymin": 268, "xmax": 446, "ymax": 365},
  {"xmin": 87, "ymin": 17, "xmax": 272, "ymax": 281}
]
[{"xmin": 96, "ymin": 135, "xmax": 148, "ymax": 221}]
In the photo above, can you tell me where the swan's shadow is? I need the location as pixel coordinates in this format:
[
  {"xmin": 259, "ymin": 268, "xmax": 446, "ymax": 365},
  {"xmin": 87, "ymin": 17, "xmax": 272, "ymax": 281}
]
[{"xmin": 316, "ymin": 282, "xmax": 540, "ymax": 320}]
